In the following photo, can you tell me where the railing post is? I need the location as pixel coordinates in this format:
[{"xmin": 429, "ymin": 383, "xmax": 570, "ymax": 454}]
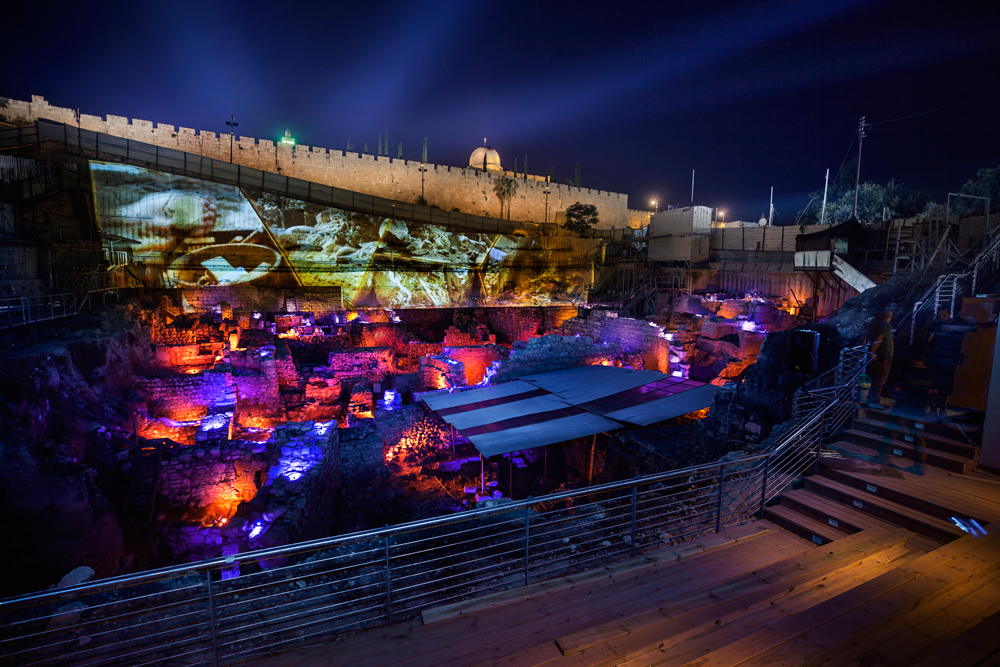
[
  {"xmin": 716, "ymin": 464, "xmax": 725, "ymax": 533},
  {"xmin": 523, "ymin": 503, "xmax": 531, "ymax": 586},
  {"xmin": 205, "ymin": 571, "xmax": 222, "ymax": 667},
  {"xmin": 384, "ymin": 534, "xmax": 392, "ymax": 624},
  {"xmin": 758, "ymin": 457, "xmax": 770, "ymax": 518},
  {"xmin": 630, "ymin": 483, "xmax": 638, "ymax": 557}
]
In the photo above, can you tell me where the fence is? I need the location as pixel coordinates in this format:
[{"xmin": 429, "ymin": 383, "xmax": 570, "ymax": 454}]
[
  {"xmin": 0, "ymin": 293, "xmax": 78, "ymax": 329},
  {"xmin": 0, "ymin": 122, "xmax": 563, "ymax": 239},
  {"xmin": 0, "ymin": 344, "xmax": 869, "ymax": 666}
]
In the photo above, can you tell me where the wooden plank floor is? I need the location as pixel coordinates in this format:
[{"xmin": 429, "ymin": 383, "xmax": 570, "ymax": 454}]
[{"xmin": 244, "ymin": 459, "xmax": 1000, "ymax": 667}]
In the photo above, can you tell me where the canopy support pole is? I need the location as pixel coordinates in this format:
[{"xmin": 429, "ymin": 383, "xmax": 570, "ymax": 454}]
[{"xmin": 588, "ymin": 434, "xmax": 596, "ymax": 485}]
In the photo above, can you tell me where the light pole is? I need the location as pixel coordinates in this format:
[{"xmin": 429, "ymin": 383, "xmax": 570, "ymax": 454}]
[
  {"xmin": 543, "ymin": 187, "xmax": 551, "ymax": 226},
  {"xmin": 719, "ymin": 209, "xmax": 725, "ymax": 225},
  {"xmin": 418, "ymin": 163, "xmax": 428, "ymax": 204},
  {"xmin": 226, "ymin": 110, "xmax": 238, "ymax": 163},
  {"xmin": 651, "ymin": 200, "xmax": 658, "ymax": 215}
]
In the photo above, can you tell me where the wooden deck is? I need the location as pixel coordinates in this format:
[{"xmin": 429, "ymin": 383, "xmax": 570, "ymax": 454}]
[{"xmin": 246, "ymin": 452, "xmax": 1000, "ymax": 667}]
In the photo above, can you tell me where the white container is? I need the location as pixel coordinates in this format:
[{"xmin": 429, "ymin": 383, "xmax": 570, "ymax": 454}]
[{"xmin": 649, "ymin": 206, "xmax": 713, "ymax": 237}]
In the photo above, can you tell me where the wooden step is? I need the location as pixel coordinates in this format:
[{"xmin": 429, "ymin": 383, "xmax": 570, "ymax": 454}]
[
  {"xmin": 839, "ymin": 430, "xmax": 975, "ymax": 473},
  {"xmin": 675, "ymin": 526, "xmax": 1000, "ymax": 667},
  {"xmin": 852, "ymin": 416, "xmax": 980, "ymax": 459},
  {"xmin": 420, "ymin": 523, "xmax": 773, "ymax": 625},
  {"xmin": 764, "ymin": 504, "xmax": 850, "ymax": 546},
  {"xmin": 821, "ymin": 465, "xmax": 1000, "ymax": 524},
  {"xmin": 805, "ymin": 474, "xmax": 963, "ymax": 543},
  {"xmin": 821, "ymin": 567, "xmax": 1000, "ymax": 667},
  {"xmin": 778, "ymin": 488, "xmax": 899, "ymax": 535},
  {"xmin": 554, "ymin": 528, "xmax": 911, "ymax": 659},
  {"xmin": 911, "ymin": 608, "xmax": 1000, "ymax": 666}
]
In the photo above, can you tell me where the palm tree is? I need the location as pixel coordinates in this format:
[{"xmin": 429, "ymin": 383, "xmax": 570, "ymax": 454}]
[{"xmin": 494, "ymin": 176, "xmax": 519, "ymax": 220}]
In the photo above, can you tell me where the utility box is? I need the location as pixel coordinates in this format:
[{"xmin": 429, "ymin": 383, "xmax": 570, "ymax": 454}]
[
  {"xmin": 649, "ymin": 206, "xmax": 713, "ymax": 237},
  {"xmin": 649, "ymin": 235, "xmax": 710, "ymax": 262}
]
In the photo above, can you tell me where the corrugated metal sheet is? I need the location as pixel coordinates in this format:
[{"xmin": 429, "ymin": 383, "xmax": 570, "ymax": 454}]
[{"xmin": 712, "ymin": 270, "xmax": 858, "ymax": 318}]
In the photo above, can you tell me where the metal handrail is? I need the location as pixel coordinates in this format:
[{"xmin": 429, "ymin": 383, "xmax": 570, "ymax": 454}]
[
  {"xmin": 0, "ymin": 292, "xmax": 78, "ymax": 329},
  {"xmin": 0, "ymin": 347, "xmax": 869, "ymax": 666}
]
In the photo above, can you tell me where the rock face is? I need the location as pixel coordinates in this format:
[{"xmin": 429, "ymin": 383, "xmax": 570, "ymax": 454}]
[
  {"xmin": 0, "ymin": 438, "xmax": 127, "ymax": 597},
  {"xmin": 0, "ymin": 316, "xmax": 144, "ymax": 597}
]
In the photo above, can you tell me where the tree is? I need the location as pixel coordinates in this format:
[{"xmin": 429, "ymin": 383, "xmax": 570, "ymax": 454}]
[
  {"xmin": 364, "ymin": 142, "xmax": 369, "ymax": 155},
  {"xmin": 397, "ymin": 142, "xmax": 403, "ymax": 159},
  {"xmin": 422, "ymin": 137, "xmax": 428, "ymax": 163},
  {"xmin": 956, "ymin": 165, "xmax": 1000, "ymax": 214},
  {"xmin": 824, "ymin": 181, "xmax": 899, "ymax": 224},
  {"xmin": 377, "ymin": 135, "xmax": 382, "ymax": 156},
  {"xmin": 564, "ymin": 202, "xmax": 598, "ymax": 234},
  {"xmin": 574, "ymin": 161, "xmax": 581, "ymax": 187},
  {"xmin": 523, "ymin": 154, "xmax": 528, "ymax": 178},
  {"xmin": 347, "ymin": 138, "xmax": 353, "ymax": 152},
  {"xmin": 494, "ymin": 176, "xmax": 519, "ymax": 220}
]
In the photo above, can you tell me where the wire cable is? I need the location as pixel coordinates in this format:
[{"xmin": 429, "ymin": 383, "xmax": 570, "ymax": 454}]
[{"xmin": 870, "ymin": 90, "xmax": 998, "ymax": 126}]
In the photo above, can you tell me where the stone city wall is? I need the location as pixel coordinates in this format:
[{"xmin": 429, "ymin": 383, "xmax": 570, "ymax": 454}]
[
  {"xmin": 137, "ymin": 371, "xmax": 233, "ymax": 421},
  {"xmin": 12, "ymin": 96, "xmax": 629, "ymax": 228}
]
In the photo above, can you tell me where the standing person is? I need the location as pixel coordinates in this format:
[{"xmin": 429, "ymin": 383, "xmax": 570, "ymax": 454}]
[{"xmin": 866, "ymin": 307, "xmax": 894, "ymax": 411}]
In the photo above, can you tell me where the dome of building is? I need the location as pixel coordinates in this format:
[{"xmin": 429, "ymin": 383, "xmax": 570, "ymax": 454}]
[{"xmin": 469, "ymin": 141, "xmax": 502, "ymax": 173}]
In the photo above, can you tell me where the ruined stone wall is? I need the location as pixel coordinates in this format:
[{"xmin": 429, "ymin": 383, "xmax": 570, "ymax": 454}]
[
  {"xmin": 359, "ymin": 322, "xmax": 407, "ymax": 350},
  {"xmin": 492, "ymin": 335, "xmax": 622, "ymax": 384},
  {"xmin": 419, "ymin": 355, "xmax": 467, "ymax": 389},
  {"xmin": 483, "ymin": 307, "xmax": 546, "ymax": 344},
  {"xmin": 157, "ymin": 439, "xmax": 269, "ymax": 522},
  {"xmin": 553, "ymin": 310, "xmax": 672, "ymax": 373},
  {"xmin": 13, "ymin": 96, "xmax": 628, "ymax": 228},
  {"xmin": 338, "ymin": 419, "xmax": 383, "ymax": 484},
  {"xmin": 176, "ymin": 285, "xmax": 343, "ymax": 316},
  {"xmin": 442, "ymin": 344, "xmax": 510, "ymax": 385},
  {"xmin": 136, "ymin": 371, "xmax": 233, "ymax": 421},
  {"xmin": 326, "ymin": 347, "xmax": 395, "ymax": 382}
]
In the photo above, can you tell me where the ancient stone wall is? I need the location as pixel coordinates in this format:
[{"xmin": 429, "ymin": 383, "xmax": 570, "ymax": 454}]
[
  {"xmin": 492, "ymin": 335, "xmax": 622, "ymax": 383},
  {"xmin": 627, "ymin": 209, "xmax": 652, "ymax": 230},
  {"xmin": 483, "ymin": 307, "xmax": 546, "ymax": 343},
  {"xmin": 419, "ymin": 355, "xmax": 467, "ymax": 389},
  {"xmin": 13, "ymin": 96, "xmax": 628, "ymax": 228},
  {"xmin": 136, "ymin": 371, "xmax": 233, "ymax": 421},
  {"xmin": 326, "ymin": 347, "xmax": 395, "ymax": 382},
  {"xmin": 553, "ymin": 310, "xmax": 673, "ymax": 373},
  {"xmin": 442, "ymin": 344, "xmax": 510, "ymax": 385}
]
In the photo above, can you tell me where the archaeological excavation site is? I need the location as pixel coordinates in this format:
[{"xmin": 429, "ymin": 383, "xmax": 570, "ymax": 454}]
[{"xmin": 1, "ymin": 96, "xmax": 998, "ymax": 667}]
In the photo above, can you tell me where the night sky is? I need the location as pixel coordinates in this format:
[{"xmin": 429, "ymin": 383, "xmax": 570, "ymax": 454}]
[{"xmin": 5, "ymin": 1, "xmax": 999, "ymax": 222}]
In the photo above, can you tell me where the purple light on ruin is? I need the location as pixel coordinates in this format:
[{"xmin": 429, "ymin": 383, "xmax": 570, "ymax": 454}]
[
  {"xmin": 479, "ymin": 360, "xmax": 502, "ymax": 386},
  {"xmin": 665, "ymin": 333, "xmax": 675, "ymax": 341},
  {"xmin": 313, "ymin": 421, "xmax": 333, "ymax": 435},
  {"xmin": 380, "ymin": 390, "xmax": 400, "ymax": 410},
  {"xmin": 672, "ymin": 370, "xmax": 683, "ymax": 377},
  {"xmin": 200, "ymin": 412, "xmax": 232, "ymax": 431},
  {"xmin": 286, "ymin": 472, "xmax": 302, "ymax": 481},
  {"xmin": 248, "ymin": 522, "xmax": 265, "ymax": 539},
  {"xmin": 741, "ymin": 321, "xmax": 757, "ymax": 331}
]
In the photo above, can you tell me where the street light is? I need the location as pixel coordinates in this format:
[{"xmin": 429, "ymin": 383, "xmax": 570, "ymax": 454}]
[
  {"xmin": 719, "ymin": 209, "xmax": 725, "ymax": 225},
  {"xmin": 543, "ymin": 186, "xmax": 551, "ymax": 226},
  {"xmin": 418, "ymin": 163, "xmax": 428, "ymax": 204},
  {"xmin": 651, "ymin": 200, "xmax": 658, "ymax": 215},
  {"xmin": 226, "ymin": 110, "xmax": 238, "ymax": 163}
]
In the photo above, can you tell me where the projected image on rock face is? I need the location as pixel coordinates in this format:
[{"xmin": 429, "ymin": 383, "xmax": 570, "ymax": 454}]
[{"xmin": 90, "ymin": 161, "xmax": 595, "ymax": 307}]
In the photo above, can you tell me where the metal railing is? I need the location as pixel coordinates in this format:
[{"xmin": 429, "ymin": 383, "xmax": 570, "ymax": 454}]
[
  {"xmin": 897, "ymin": 228, "xmax": 1000, "ymax": 346},
  {"xmin": 0, "ymin": 293, "xmax": 78, "ymax": 329},
  {"xmin": 0, "ymin": 347, "xmax": 869, "ymax": 667}
]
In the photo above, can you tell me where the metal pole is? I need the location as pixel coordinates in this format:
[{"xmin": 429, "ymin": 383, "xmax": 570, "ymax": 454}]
[
  {"xmin": 588, "ymin": 434, "xmax": 596, "ymax": 485},
  {"xmin": 523, "ymin": 504, "xmax": 530, "ymax": 586},
  {"xmin": 852, "ymin": 117, "xmax": 867, "ymax": 219},
  {"xmin": 384, "ymin": 534, "xmax": 392, "ymax": 624},
  {"xmin": 820, "ymin": 168, "xmax": 829, "ymax": 224},
  {"xmin": 758, "ymin": 457, "xmax": 770, "ymax": 518},
  {"xmin": 205, "ymin": 571, "xmax": 222, "ymax": 667},
  {"xmin": 630, "ymin": 483, "xmax": 638, "ymax": 557},
  {"xmin": 716, "ymin": 465, "xmax": 725, "ymax": 533},
  {"xmin": 480, "ymin": 454, "xmax": 484, "ymax": 494}
]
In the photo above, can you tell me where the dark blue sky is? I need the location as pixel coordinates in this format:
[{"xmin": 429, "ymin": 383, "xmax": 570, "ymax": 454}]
[{"xmin": 5, "ymin": 0, "xmax": 999, "ymax": 222}]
